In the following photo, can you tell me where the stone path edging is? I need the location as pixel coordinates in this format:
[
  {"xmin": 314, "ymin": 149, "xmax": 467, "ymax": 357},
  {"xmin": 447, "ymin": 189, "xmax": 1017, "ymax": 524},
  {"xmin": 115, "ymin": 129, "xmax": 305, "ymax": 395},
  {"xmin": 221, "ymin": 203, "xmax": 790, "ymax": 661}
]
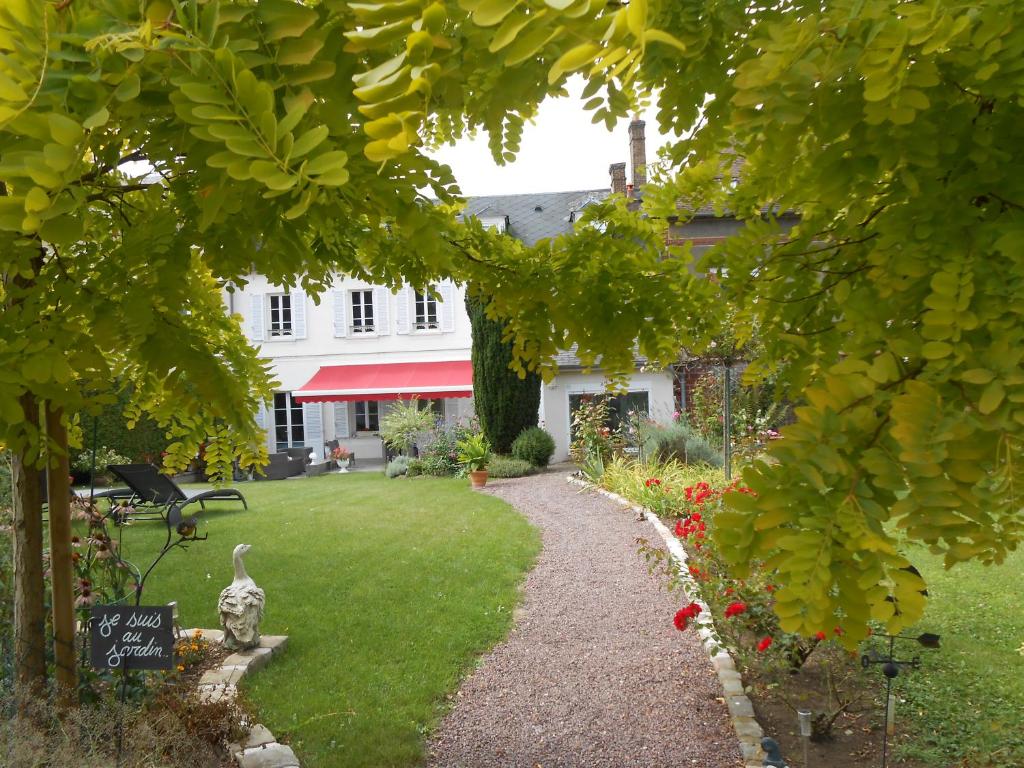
[
  {"xmin": 178, "ymin": 628, "xmax": 299, "ymax": 768},
  {"xmin": 565, "ymin": 476, "xmax": 766, "ymax": 768}
]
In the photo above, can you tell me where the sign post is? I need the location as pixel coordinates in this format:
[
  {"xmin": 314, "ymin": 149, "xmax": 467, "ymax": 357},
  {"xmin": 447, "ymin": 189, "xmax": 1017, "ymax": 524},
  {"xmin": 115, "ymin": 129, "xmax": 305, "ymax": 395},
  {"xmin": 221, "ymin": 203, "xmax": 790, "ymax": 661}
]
[{"xmin": 90, "ymin": 605, "xmax": 175, "ymax": 671}]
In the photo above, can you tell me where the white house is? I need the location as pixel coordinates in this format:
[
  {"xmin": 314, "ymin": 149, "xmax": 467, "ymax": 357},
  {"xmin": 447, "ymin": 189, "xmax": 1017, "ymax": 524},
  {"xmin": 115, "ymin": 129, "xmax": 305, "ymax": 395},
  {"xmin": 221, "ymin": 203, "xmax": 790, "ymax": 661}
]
[{"xmin": 231, "ymin": 123, "xmax": 680, "ymax": 464}]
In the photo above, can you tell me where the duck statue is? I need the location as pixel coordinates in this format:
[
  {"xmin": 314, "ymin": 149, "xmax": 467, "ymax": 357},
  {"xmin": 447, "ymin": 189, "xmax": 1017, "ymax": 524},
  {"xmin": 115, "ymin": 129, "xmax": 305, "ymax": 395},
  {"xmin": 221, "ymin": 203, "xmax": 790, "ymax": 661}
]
[{"xmin": 218, "ymin": 543, "xmax": 266, "ymax": 650}]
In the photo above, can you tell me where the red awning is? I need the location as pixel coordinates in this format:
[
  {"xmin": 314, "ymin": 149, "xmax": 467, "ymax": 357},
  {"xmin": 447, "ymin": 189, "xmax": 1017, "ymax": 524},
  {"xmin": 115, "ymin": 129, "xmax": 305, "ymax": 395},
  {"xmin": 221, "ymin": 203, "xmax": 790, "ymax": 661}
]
[{"xmin": 293, "ymin": 361, "xmax": 473, "ymax": 403}]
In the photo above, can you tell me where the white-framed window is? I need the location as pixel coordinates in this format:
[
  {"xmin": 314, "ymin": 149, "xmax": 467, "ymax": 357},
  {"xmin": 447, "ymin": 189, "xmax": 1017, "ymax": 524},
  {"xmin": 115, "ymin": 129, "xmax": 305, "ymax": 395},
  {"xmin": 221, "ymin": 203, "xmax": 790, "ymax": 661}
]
[
  {"xmin": 354, "ymin": 401, "xmax": 380, "ymax": 432},
  {"xmin": 350, "ymin": 289, "xmax": 375, "ymax": 334},
  {"xmin": 416, "ymin": 398, "xmax": 444, "ymax": 419},
  {"xmin": 268, "ymin": 294, "xmax": 293, "ymax": 337},
  {"xmin": 413, "ymin": 289, "xmax": 438, "ymax": 330},
  {"xmin": 273, "ymin": 392, "xmax": 304, "ymax": 451}
]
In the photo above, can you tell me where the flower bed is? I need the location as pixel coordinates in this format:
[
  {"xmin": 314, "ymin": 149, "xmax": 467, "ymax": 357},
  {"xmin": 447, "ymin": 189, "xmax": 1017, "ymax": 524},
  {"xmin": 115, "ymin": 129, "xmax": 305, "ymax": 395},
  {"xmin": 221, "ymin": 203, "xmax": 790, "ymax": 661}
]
[{"xmin": 601, "ymin": 457, "xmax": 900, "ymax": 767}]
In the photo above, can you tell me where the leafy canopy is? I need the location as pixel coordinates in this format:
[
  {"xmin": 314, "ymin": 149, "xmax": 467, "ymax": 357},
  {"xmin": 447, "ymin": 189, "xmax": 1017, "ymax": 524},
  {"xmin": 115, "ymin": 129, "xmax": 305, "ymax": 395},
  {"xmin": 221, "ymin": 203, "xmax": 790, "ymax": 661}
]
[
  {"xmin": 346, "ymin": 0, "xmax": 1024, "ymax": 641},
  {"xmin": 2, "ymin": 0, "xmax": 1022, "ymax": 640}
]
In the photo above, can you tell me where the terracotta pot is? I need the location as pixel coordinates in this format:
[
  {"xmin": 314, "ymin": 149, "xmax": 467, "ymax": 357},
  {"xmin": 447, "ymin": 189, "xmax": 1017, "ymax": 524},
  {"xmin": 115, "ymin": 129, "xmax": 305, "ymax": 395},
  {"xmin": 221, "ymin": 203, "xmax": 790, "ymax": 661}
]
[{"xmin": 469, "ymin": 470, "xmax": 489, "ymax": 489}]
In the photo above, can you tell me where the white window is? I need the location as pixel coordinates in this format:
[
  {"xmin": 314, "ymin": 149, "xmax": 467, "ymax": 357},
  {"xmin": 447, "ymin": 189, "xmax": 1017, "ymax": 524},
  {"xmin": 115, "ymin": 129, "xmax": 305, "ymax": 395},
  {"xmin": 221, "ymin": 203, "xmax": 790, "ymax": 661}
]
[
  {"xmin": 354, "ymin": 401, "xmax": 379, "ymax": 432},
  {"xmin": 273, "ymin": 392, "xmax": 304, "ymax": 451},
  {"xmin": 350, "ymin": 290, "xmax": 375, "ymax": 334},
  {"xmin": 268, "ymin": 294, "xmax": 293, "ymax": 337},
  {"xmin": 414, "ymin": 289, "xmax": 438, "ymax": 330}
]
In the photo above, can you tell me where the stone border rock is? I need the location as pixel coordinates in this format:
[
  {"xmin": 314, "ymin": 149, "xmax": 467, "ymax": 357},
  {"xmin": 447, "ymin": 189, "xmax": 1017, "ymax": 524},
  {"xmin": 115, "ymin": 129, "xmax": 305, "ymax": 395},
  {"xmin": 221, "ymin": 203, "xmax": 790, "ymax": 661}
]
[
  {"xmin": 178, "ymin": 628, "xmax": 299, "ymax": 768},
  {"xmin": 566, "ymin": 476, "xmax": 765, "ymax": 768}
]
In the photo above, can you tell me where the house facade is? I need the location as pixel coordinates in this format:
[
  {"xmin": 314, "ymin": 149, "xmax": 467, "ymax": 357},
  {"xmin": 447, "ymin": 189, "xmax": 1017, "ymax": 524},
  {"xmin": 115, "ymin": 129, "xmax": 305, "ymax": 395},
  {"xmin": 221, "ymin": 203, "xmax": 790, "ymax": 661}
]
[
  {"xmin": 230, "ymin": 120, "xmax": 739, "ymax": 465},
  {"xmin": 231, "ymin": 190, "xmax": 678, "ymax": 464}
]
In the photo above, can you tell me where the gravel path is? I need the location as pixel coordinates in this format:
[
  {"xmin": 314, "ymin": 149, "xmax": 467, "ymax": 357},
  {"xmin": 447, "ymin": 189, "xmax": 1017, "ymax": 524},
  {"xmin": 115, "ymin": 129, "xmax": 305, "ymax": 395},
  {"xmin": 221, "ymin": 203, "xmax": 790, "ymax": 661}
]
[{"xmin": 426, "ymin": 471, "xmax": 743, "ymax": 768}]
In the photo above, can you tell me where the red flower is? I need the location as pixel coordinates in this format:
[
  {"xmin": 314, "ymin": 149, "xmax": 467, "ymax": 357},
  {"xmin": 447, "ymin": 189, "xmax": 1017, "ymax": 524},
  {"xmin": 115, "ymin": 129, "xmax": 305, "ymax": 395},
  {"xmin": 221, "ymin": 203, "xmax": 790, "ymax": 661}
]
[
  {"xmin": 645, "ymin": 478, "xmax": 661, "ymax": 488},
  {"xmin": 833, "ymin": 626, "xmax": 844, "ymax": 636},
  {"xmin": 688, "ymin": 565, "xmax": 701, "ymax": 578},
  {"xmin": 690, "ymin": 512, "xmax": 702, "ymax": 523},
  {"xmin": 815, "ymin": 631, "xmax": 827, "ymax": 641},
  {"xmin": 724, "ymin": 602, "xmax": 747, "ymax": 619},
  {"xmin": 765, "ymin": 584, "xmax": 776, "ymax": 593},
  {"xmin": 723, "ymin": 587, "xmax": 734, "ymax": 596},
  {"xmin": 757, "ymin": 636, "xmax": 773, "ymax": 652},
  {"xmin": 673, "ymin": 610, "xmax": 689, "ymax": 631},
  {"xmin": 682, "ymin": 601, "xmax": 703, "ymax": 618},
  {"xmin": 674, "ymin": 520, "xmax": 685, "ymax": 537}
]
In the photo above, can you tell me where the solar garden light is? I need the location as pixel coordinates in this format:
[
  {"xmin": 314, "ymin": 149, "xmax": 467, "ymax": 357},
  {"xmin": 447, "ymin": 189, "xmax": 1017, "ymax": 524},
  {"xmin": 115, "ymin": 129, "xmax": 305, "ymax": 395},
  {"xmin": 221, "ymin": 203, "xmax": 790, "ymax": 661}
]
[
  {"xmin": 861, "ymin": 632, "xmax": 941, "ymax": 768},
  {"xmin": 797, "ymin": 709, "xmax": 812, "ymax": 767}
]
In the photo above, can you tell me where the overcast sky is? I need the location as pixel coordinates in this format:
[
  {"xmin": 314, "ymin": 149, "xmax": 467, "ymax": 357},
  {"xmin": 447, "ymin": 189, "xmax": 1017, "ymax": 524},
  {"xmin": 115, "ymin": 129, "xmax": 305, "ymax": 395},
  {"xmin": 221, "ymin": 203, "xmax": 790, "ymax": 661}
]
[{"xmin": 428, "ymin": 78, "xmax": 676, "ymax": 196}]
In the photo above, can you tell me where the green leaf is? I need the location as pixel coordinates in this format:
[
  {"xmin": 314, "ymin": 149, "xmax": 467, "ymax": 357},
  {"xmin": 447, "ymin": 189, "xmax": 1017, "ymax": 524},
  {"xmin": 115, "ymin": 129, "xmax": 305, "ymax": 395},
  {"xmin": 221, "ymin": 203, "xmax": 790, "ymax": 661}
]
[
  {"xmin": 258, "ymin": 0, "xmax": 318, "ymax": 40},
  {"xmin": 290, "ymin": 125, "xmax": 329, "ymax": 159},
  {"xmin": 979, "ymin": 381, "xmax": 1005, "ymax": 415},
  {"xmin": 921, "ymin": 341, "xmax": 952, "ymax": 360},
  {"xmin": 548, "ymin": 42, "xmax": 602, "ymax": 84},
  {"xmin": 82, "ymin": 107, "xmax": 109, "ymax": 129},
  {"xmin": 473, "ymin": 0, "xmax": 520, "ymax": 27},
  {"xmin": 644, "ymin": 29, "xmax": 687, "ymax": 52},
  {"xmin": 962, "ymin": 369, "xmax": 995, "ymax": 385},
  {"xmin": 114, "ymin": 72, "xmax": 141, "ymax": 101},
  {"xmin": 24, "ymin": 186, "xmax": 49, "ymax": 212},
  {"xmin": 305, "ymin": 150, "xmax": 349, "ymax": 176},
  {"xmin": 48, "ymin": 113, "xmax": 83, "ymax": 146}
]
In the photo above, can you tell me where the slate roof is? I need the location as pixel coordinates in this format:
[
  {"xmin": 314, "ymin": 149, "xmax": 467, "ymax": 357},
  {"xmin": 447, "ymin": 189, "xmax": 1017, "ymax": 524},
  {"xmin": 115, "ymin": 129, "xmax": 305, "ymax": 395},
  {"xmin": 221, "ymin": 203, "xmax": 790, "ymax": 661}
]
[
  {"xmin": 461, "ymin": 189, "xmax": 610, "ymax": 246},
  {"xmin": 553, "ymin": 345, "xmax": 651, "ymax": 370}
]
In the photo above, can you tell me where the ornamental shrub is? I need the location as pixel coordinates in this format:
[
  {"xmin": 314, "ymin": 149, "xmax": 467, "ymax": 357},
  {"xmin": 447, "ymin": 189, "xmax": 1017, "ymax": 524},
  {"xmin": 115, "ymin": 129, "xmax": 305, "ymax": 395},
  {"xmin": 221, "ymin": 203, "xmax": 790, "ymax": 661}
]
[
  {"xmin": 385, "ymin": 456, "xmax": 410, "ymax": 478},
  {"xmin": 71, "ymin": 446, "xmax": 132, "ymax": 482},
  {"xmin": 417, "ymin": 420, "xmax": 470, "ymax": 476},
  {"xmin": 405, "ymin": 458, "xmax": 423, "ymax": 478},
  {"xmin": 488, "ymin": 456, "xmax": 535, "ymax": 478},
  {"xmin": 419, "ymin": 453, "xmax": 458, "ymax": 477},
  {"xmin": 380, "ymin": 399, "xmax": 434, "ymax": 455},
  {"xmin": 643, "ymin": 422, "xmax": 723, "ymax": 467},
  {"xmin": 510, "ymin": 426, "xmax": 555, "ymax": 467},
  {"xmin": 466, "ymin": 292, "xmax": 541, "ymax": 454}
]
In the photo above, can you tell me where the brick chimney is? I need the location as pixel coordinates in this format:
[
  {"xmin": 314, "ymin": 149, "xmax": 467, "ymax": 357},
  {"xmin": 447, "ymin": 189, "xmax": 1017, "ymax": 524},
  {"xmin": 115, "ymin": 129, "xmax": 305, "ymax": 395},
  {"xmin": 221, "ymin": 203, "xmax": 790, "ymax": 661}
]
[
  {"xmin": 629, "ymin": 116, "xmax": 647, "ymax": 190},
  {"xmin": 609, "ymin": 162, "xmax": 627, "ymax": 195}
]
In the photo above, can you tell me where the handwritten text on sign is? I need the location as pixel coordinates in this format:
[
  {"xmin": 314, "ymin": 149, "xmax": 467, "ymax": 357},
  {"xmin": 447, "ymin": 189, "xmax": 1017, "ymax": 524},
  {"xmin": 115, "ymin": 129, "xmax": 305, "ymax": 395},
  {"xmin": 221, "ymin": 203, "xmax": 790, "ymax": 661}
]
[{"xmin": 90, "ymin": 605, "xmax": 174, "ymax": 670}]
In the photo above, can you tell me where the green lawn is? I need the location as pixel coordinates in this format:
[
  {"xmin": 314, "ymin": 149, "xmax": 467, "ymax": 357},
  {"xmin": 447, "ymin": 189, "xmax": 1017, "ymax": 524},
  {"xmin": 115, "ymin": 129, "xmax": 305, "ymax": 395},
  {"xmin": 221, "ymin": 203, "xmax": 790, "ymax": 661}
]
[
  {"xmin": 894, "ymin": 546, "xmax": 1024, "ymax": 767},
  {"xmin": 115, "ymin": 473, "xmax": 540, "ymax": 768}
]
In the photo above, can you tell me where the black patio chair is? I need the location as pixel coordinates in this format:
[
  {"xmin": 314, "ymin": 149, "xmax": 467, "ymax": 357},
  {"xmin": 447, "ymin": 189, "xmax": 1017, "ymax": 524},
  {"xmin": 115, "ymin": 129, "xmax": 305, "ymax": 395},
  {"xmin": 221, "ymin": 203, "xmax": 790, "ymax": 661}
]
[{"xmin": 107, "ymin": 464, "xmax": 248, "ymax": 523}]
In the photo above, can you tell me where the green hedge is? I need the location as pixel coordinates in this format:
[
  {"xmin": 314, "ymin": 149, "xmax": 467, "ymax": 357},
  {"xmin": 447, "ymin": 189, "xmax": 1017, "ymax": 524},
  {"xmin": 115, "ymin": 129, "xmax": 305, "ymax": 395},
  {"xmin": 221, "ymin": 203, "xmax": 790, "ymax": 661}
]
[{"xmin": 75, "ymin": 390, "xmax": 169, "ymax": 467}]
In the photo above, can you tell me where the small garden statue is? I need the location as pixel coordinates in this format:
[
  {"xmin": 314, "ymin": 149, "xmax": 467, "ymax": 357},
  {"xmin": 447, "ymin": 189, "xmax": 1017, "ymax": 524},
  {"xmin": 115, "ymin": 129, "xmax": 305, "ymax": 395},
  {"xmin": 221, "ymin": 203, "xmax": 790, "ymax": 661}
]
[
  {"xmin": 218, "ymin": 543, "xmax": 265, "ymax": 650},
  {"xmin": 761, "ymin": 737, "xmax": 787, "ymax": 767}
]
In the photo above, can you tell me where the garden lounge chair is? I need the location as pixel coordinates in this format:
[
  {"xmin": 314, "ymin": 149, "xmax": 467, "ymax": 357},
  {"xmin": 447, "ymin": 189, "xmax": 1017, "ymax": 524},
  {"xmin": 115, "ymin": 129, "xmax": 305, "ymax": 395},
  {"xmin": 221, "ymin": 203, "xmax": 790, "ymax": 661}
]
[{"xmin": 107, "ymin": 464, "xmax": 248, "ymax": 521}]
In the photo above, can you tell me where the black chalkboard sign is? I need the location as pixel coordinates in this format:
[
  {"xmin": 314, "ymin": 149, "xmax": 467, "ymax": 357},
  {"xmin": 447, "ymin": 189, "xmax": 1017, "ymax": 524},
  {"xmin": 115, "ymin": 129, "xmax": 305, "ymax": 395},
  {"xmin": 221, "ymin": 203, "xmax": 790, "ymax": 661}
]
[{"xmin": 90, "ymin": 605, "xmax": 175, "ymax": 670}]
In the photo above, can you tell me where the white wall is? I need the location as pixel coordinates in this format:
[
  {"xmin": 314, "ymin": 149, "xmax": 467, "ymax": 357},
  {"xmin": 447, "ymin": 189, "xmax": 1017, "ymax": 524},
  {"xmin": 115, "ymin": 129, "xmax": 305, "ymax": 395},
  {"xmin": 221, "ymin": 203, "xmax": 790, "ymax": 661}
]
[
  {"xmin": 540, "ymin": 371, "xmax": 677, "ymax": 462},
  {"xmin": 230, "ymin": 272, "xmax": 674, "ymax": 464},
  {"xmin": 234, "ymin": 274, "xmax": 473, "ymax": 392}
]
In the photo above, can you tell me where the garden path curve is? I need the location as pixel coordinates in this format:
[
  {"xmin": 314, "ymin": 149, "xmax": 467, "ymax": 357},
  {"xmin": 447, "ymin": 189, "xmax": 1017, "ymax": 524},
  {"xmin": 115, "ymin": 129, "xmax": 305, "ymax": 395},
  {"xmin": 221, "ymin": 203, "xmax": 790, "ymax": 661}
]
[{"xmin": 426, "ymin": 471, "xmax": 743, "ymax": 768}]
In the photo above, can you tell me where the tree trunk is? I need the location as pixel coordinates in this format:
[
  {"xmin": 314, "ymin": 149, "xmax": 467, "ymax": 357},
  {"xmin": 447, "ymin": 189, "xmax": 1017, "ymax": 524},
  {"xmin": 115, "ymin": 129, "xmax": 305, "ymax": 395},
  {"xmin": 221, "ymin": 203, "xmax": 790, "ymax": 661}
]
[
  {"xmin": 12, "ymin": 392, "xmax": 46, "ymax": 705},
  {"xmin": 46, "ymin": 404, "xmax": 77, "ymax": 698}
]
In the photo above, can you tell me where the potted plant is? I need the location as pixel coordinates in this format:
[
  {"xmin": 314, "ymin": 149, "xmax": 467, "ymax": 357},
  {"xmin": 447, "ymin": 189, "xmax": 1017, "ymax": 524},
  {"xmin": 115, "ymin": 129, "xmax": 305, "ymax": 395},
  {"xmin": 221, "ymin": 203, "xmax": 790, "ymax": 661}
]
[
  {"xmin": 331, "ymin": 445, "xmax": 352, "ymax": 472},
  {"xmin": 456, "ymin": 433, "xmax": 491, "ymax": 489}
]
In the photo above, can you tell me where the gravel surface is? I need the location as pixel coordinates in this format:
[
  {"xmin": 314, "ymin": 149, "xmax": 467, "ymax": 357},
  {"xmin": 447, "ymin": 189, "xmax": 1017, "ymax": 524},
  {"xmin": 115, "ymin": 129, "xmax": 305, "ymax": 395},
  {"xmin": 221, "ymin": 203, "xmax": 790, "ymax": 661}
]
[{"xmin": 426, "ymin": 471, "xmax": 744, "ymax": 768}]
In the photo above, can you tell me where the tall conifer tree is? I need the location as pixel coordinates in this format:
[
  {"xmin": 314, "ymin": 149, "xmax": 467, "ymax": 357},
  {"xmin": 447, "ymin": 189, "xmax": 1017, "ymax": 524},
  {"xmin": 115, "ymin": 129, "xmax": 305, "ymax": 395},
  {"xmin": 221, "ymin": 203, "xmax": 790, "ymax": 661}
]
[{"xmin": 466, "ymin": 293, "xmax": 541, "ymax": 455}]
